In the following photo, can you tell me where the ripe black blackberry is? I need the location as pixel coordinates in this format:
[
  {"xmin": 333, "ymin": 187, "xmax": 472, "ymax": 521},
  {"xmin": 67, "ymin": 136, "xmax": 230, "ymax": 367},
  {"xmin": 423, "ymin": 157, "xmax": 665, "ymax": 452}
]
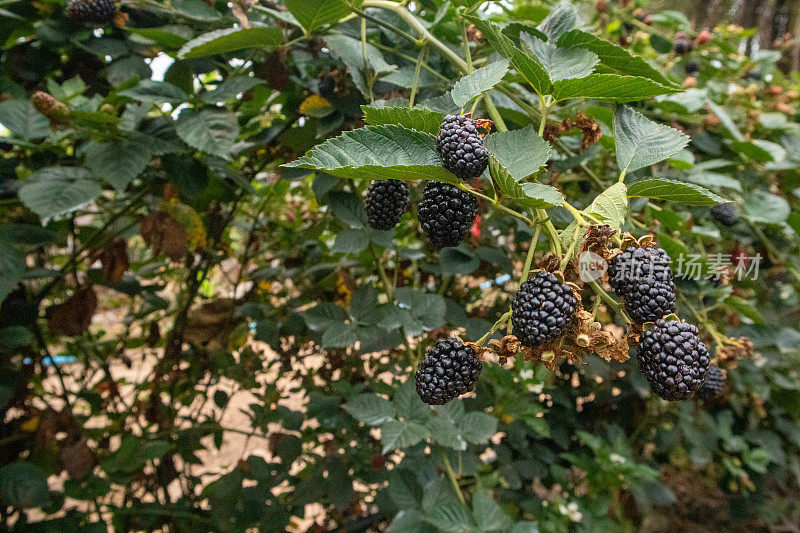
[
  {"xmin": 674, "ymin": 39, "xmax": 693, "ymax": 55},
  {"xmin": 66, "ymin": 0, "xmax": 116, "ymax": 25},
  {"xmin": 435, "ymin": 115, "xmax": 489, "ymax": 180},
  {"xmin": 512, "ymin": 271, "xmax": 577, "ymax": 348},
  {"xmin": 418, "ymin": 181, "xmax": 477, "ymax": 248},
  {"xmin": 697, "ymin": 365, "xmax": 725, "ymax": 399},
  {"xmin": 637, "ymin": 319, "xmax": 710, "ymax": 400},
  {"xmin": 608, "ymin": 246, "xmax": 676, "ymax": 324},
  {"xmin": 710, "ymin": 203, "xmax": 738, "ymax": 227},
  {"xmin": 685, "ymin": 60, "xmax": 700, "ymax": 76},
  {"xmin": 415, "ymin": 338, "xmax": 482, "ymax": 405},
  {"xmin": 364, "ymin": 180, "xmax": 410, "ymax": 231}
]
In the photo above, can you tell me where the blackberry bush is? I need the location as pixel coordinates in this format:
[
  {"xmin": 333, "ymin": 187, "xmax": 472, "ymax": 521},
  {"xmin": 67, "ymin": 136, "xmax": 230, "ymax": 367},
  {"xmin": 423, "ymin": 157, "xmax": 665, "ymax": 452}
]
[
  {"xmin": 415, "ymin": 338, "xmax": 482, "ymax": 405},
  {"xmin": 418, "ymin": 181, "xmax": 477, "ymax": 248},
  {"xmin": 364, "ymin": 179, "xmax": 410, "ymax": 230},
  {"xmin": 637, "ymin": 319, "xmax": 710, "ymax": 400},
  {"xmin": 435, "ymin": 115, "xmax": 489, "ymax": 180}
]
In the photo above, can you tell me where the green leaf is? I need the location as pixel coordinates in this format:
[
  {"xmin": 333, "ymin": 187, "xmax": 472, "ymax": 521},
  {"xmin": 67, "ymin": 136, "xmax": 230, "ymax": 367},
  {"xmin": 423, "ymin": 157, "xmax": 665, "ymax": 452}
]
[
  {"xmin": 557, "ymin": 29, "xmax": 677, "ymax": 88},
  {"xmin": 178, "ymin": 27, "xmax": 283, "ymax": 59},
  {"xmin": 706, "ymin": 100, "xmax": 744, "ymax": 141},
  {"xmin": 381, "ymin": 420, "xmax": 430, "ymax": 453},
  {"xmin": 614, "ymin": 107, "xmax": 689, "ymax": 173},
  {"xmin": 301, "ymin": 302, "xmax": 349, "ymax": 330},
  {"xmin": 118, "ymin": 80, "xmax": 189, "ymax": 105},
  {"xmin": 18, "ymin": 167, "xmax": 102, "ymax": 222},
  {"xmin": 285, "ymin": 125, "xmax": 457, "ymax": 182},
  {"xmin": 427, "ymin": 416, "xmax": 467, "ymax": 451},
  {"xmin": 128, "ymin": 26, "xmax": 191, "ymax": 48},
  {"xmin": 171, "ymin": 0, "xmax": 222, "ymax": 21},
  {"xmin": 451, "ymin": 59, "xmax": 510, "ymax": 108},
  {"xmin": 394, "ymin": 287, "xmax": 447, "ymax": 336},
  {"xmin": 521, "ymin": 34, "xmax": 598, "ymax": 82},
  {"xmin": 588, "ymin": 182, "xmax": 628, "ymax": 230},
  {"xmin": 321, "ymin": 322, "xmax": 358, "ymax": 348},
  {"xmin": 467, "ymin": 17, "xmax": 551, "ymax": 96},
  {"xmin": 537, "ymin": 1, "xmax": 579, "ymax": 41},
  {"xmin": 332, "ymin": 228, "xmax": 368, "ymax": 254},
  {"xmin": 0, "ymin": 100, "xmax": 50, "ymax": 140},
  {"xmin": 744, "ymin": 190, "xmax": 790, "ymax": 224},
  {"xmin": 462, "ymin": 412, "xmax": 498, "ymax": 444},
  {"xmin": 0, "ymin": 462, "xmax": 50, "ymax": 509},
  {"xmin": 343, "ymin": 394, "xmax": 395, "ymax": 425},
  {"xmin": 724, "ymin": 296, "xmax": 765, "ymax": 324},
  {"xmin": 284, "ymin": 0, "xmax": 351, "ymax": 33},
  {"xmin": 484, "ymin": 125, "xmax": 552, "ymax": 180},
  {"xmin": 395, "ymin": 379, "xmax": 431, "ymax": 422},
  {"xmin": 84, "ymin": 132, "xmax": 154, "ymax": 192},
  {"xmin": 552, "ymin": 74, "xmax": 680, "ymax": 102},
  {"xmin": 0, "ymin": 245, "xmax": 25, "ymax": 303},
  {"xmin": 175, "ymin": 108, "xmax": 239, "ymax": 159},
  {"xmin": 425, "ymin": 500, "xmax": 476, "ymax": 533},
  {"xmin": 627, "ymin": 179, "xmax": 726, "ymax": 206},
  {"xmin": 362, "ymin": 105, "xmax": 445, "ymax": 135},
  {"xmin": 325, "ymin": 35, "xmax": 396, "ymax": 97},
  {"xmin": 472, "ymin": 491, "xmax": 513, "ymax": 532},
  {"xmin": 200, "ymin": 76, "xmax": 265, "ymax": 104},
  {"xmin": 490, "ymin": 157, "xmax": 563, "ymax": 209}
]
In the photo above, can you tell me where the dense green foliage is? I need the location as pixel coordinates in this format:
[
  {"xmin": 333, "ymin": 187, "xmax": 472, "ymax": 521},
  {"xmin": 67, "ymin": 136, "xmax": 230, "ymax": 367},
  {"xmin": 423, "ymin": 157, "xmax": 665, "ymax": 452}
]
[{"xmin": 1, "ymin": 0, "xmax": 800, "ymax": 531}]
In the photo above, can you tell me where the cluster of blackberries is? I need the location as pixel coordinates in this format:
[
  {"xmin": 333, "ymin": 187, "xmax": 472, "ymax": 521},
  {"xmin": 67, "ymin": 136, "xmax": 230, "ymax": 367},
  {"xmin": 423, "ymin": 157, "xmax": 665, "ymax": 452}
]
[
  {"xmin": 435, "ymin": 115, "xmax": 489, "ymax": 181},
  {"xmin": 66, "ymin": 0, "xmax": 116, "ymax": 25},
  {"xmin": 710, "ymin": 203, "xmax": 739, "ymax": 227},
  {"xmin": 511, "ymin": 271, "xmax": 577, "ymax": 348},
  {"xmin": 608, "ymin": 246, "xmax": 676, "ymax": 324},
  {"xmin": 638, "ymin": 319, "xmax": 710, "ymax": 400},
  {"xmin": 415, "ymin": 338, "xmax": 482, "ymax": 405}
]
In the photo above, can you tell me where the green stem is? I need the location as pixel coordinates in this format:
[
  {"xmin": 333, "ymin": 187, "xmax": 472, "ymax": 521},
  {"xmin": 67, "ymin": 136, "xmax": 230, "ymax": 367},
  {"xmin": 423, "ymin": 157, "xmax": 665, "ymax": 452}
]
[
  {"xmin": 440, "ymin": 448, "xmax": 466, "ymax": 504},
  {"xmin": 521, "ymin": 219, "xmax": 541, "ymax": 283},
  {"xmin": 538, "ymin": 210, "xmax": 562, "ymax": 257},
  {"xmin": 538, "ymin": 95, "xmax": 553, "ymax": 137},
  {"xmin": 409, "ymin": 45, "xmax": 426, "ymax": 108},
  {"xmin": 590, "ymin": 280, "xmax": 630, "ymax": 323},
  {"xmin": 476, "ymin": 310, "xmax": 512, "ymax": 346},
  {"xmin": 455, "ymin": 182, "xmax": 534, "ymax": 227},
  {"xmin": 362, "ymin": 0, "xmax": 469, "ymax": 73},
  {"xmin": 483, "ymin": 94, "xmax": 508, "ymax": 132}
]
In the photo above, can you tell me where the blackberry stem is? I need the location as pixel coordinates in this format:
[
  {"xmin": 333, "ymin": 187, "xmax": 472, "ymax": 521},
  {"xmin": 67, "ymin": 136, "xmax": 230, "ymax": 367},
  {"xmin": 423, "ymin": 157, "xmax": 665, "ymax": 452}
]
[
  {"xmin": 475, "ymin": 310, "xmax": 512, "ymax": 346},
  {"xmin": 589, "ymin": 280, "xmax": 631, "ymax": 323},
  {"xmin": 440, "ymin": 447, "xmax": 466, "ymax": 504},
  {"xmin": 521, "ymin": 220, "xmax": 542, "ymax": 284}
]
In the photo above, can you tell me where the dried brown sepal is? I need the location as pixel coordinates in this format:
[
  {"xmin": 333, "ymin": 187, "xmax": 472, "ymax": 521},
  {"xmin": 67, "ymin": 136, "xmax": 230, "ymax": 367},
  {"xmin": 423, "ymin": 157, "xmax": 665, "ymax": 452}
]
[
  {"xmin": 538, "ymin": 112, "xmax": 601, "ymax": 149},
  {"xmin": 466, "ymin": 24, "xmax": 482, "ymax": 42},
  {"xmin": 537, "ymin": 252, "xmax": 560, "ymax": 273},
  {"xmin": 46, "ymin": 286, "xmax": 97, "ymax": 336},
  {"xmin": 99, "ymin": 238, "xmax": 129, "ymax": 284},
  {"xmin": 580, "ymin": 224, "xmax": 617, "ymax": 261},
  {"xmin": 140, "ymin": 210, "xmax": 188, "ymax": 262},
  {"xmin": 113, "ymin": 10, "xmax": 128, "ymax": 27},
  {"xmin": 716, "ymin": 336, "xmax": 754, "ymax": 368},
  {"xmin": 473, "ymin": 118, "xmax": 494, "ymax": 136}
]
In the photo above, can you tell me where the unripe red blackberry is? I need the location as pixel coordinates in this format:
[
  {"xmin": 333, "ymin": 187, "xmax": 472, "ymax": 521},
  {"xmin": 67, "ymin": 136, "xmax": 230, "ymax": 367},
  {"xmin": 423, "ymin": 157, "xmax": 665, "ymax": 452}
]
[
  {"xmin": 365, "ymin": 179, "xmax": 410, "ymax": 230},
  {"xmin": 418, "ymin": 181, "xmax": 477, "ymax": 248},
  {"xmin": 511, "ymin": 271, "xmax": 577, "ymax": 348},
  {"xmin": 608, "ymin": 246, "xmax": 676, "ymax": 324},
  {"xmin": 66, "ymin": 0, "xmax": 116, "ymax": 25},
  {"xmin": 415, "ymin": 338, "xmax": 482, "ymax": 405},
  {"xmin": 710, "ymin": 203, "xmax": 738, "ymax": 227},
  {"xmin": 637, "ymin": 319, "xmax": 710, "ymax": 400},
  {"xmin": 435, "ymin": 115, "xmax": 489, "ymax": 180},
  {"xmin": 697, "ymin": 365, "xmax": 725, "ymax": 399}
]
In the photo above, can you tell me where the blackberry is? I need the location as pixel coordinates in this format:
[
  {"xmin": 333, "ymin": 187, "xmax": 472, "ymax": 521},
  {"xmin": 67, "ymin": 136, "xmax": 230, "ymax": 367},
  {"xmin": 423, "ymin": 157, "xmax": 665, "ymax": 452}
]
[
  {"xmin": 637, "ymin": 319, "xmax": 710, "ymax": 400},
  {"xmin": 66, "ymin": 0, "xmax": 116, "ymax": 25},
  {"xmin": 418, "ymin": 181, "xmax": 477, "ymax": 248},
  {"xmin": 436, "ymin": 115, "xmax": 489, "ymax": 180},
  {"xmin": 674, "ymin": 39, "xmax": 693, "ymax": 55},
  {"xmin": 697, "ymin": 365, "xmax": 725, "ymax": 399},
  {"xmin": 512, "ymin": 271, "xmax": 577, "ymax": 348},
  {"xmin": 608, "ymin": 247, "xmax": 676, "ymax": 324},
  {"xmin": 365, "ymin": 179, "xmax": 410, "ymax": 230},
  {"xmin": 415, "ymin": 338, "xmax": 482, "ymax": 405},
  {"xmin": 685, "ymin": 60, "xmax": 700, "ymax": 76},
  {"xmin": 710, "ymin": 203, "xmax": 738, "ymax": 227}
]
